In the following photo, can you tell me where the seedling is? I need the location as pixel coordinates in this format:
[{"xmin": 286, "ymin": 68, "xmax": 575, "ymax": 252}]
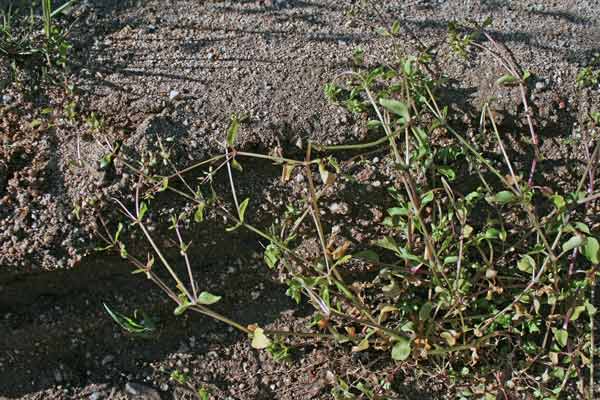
[{"xmin": 103, "ymin": 303, "xmax": 157, "ymax": 337}]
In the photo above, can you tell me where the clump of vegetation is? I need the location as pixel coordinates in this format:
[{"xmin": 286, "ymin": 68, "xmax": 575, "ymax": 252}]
[
  {"xmin": 0, "ymin": 0, "xmax": 75, "ymax": 85},
  {"xmin": 576, "ymin": 53, "xmax": 600, "ymax": 89},
  {"xmin": 93, "ymin": 18, "xmax": 598, "ymax": 400}
]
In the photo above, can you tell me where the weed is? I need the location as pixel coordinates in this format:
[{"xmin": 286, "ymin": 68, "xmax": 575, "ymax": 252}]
[
  {"xmin": 0, "ymin": 0, "xmax": 75, "ymax": 85},
  {"xmin": 93, "ymin": 17, "xmax": 599, "ymax": 400},
  {"xmin": 103, "ymin": 303, "xmax": 157, "ymax": 338},
  {"xmin": 576, "ymin": 53, "xmax": 600, "ymax": 89},
  {"xmin": 169, "ymin": 369, "xmax": 212, "ymax": 400},
  {"xmin": 170, "ymin": 369, "xmax": 189, "ymax": 385}
]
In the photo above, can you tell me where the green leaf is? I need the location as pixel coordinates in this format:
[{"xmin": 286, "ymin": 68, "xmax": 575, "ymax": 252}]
[
  {"xmin": 352, "ymin": 338, "xmax": 370, "ymax": 352},
  {"xmin": 551, "ymin": 195, "xmax": 566, "ymax": 210},
  {"xmin": 387, "ymin": 207, "xmax": 409, "ymax": 216},
  {"xmin": 462, "ymin": 225, "xmax": 474, "ymax": 238},
  {"xmin": 114, "ymin": 222, "xmax": 124, "ymax": 242},
  {"xmin": 517, "ymin": 255, "xmax": 536, "ymax": 274},
  {"xmin": 158, "ymin": 177, "xmax": 169, "ymax": 192},
  {"xmin": 420, "ymin": 190, "xmax": 434, "ymax": 206},
  {"xmin": 376, "ymin": 236, "xmax": 400, "ymax": 254},
  {"xmin": 443, "ymin": 256, "xmax": 458, "ymax": 265},
  {"xmin": 264, "ymin": 243, "xmax": 282, "ymax": 269},
  {"xmin": 437, "ymin": 166, "xmax": 456, "ymax": 181},
  {"xmin": 139, "ymin": 202, "xmax": 148, "ymax": 220},
  {"xmin": 226, "ymin": 116, "xmax": 240, "ymax": 147},
  {"xmin": 575, "ymin": 222, "xmax": 590, "ymax": 234},
  {"xmin": 119, "ymin": 243, "xmax": 128, "ymax": 259},
  {"xmin": 232, "ymin": 158, "xmax": 243, "ymax": 172},
  {"xmin": 570, "ymin": 305, "xmax": 586, "ymax": 322},
  {"xmin": 238, "ymin": 198, "xmax": 250, "ymax": 222},
  {"xmin": 465, "ymin": 191, "xmax": 481, "ymax": 204},
  {"xmin": 380, "ymin": 98, "xmax": 410, "ymax": 124},
  {"xmin": 484, "ymin": 228, "xmax": 500, "ymax": 240},
  {"xmin": 440, "ymin": 331, "xmax": 457, "ymax": 346},
  {"xmin": 353, "ymin": 250, "xmax": 380, "ymax": 263},
  {"xmin": 391, "ymin": 337, "xmax": 411, "ymax": 361},
  {"xmin": 334, "ymin": 280, "xmax": 354, "ymax": 300},
  {"xmin": 583, "ymin": 236, "xmax": 600, "ymax": 264},
  {"xmin": 490, "ymin": 191, "xmax": 517, "ymax": 205},
  {"xmin": 367, "ymin": 119, "xmax": 382, "ymax": 129},
  {"xmin": 194, "ymin": 202, "xmax": 206, "ymax": 223},
  {"xmin": 499, "ymin": 229, "xmax": 507, "ymax": 241},
  {"xmin": 585, "ymin": 301, "xmax": 597, "ymax": 316},
  {"xmin": 419, "ymin": 302, "xmax": 433, "ymax": 321},
  {"xmin": 318, "ymin": 161, "xmax": 336, "ymax": 185},
  {"xmin": 99, "ymin": 153, "xmax": 113, "ymax": 170},
  {"xmin": 197, "ymin": 387, "xmax": 210, "ymax": 400},
  {"xmin": 562, "ymin": 235, "xmax": 585, "ymax": 253},
  {"xmin": 382, "ymin": 278, "xmax": 402, "ymax": 297},
  {"xmin": 251, "ymin": 327, "xmax": 272, "ymax": 349},
  {"xmin": 552, "ymin": 328, "xmax": 568, "ymax": 348},
  {"xmin": 197, "ymin": 291, "xmax": 222, "ymax": 305},
  {"xmin": 174, "ymin": 302, "xmax": 192, "ymax": 316},
  {"xmin": 103, "ymin": 303, "xmax": 155, "ymax": 335},
  {"xmin": 496, "ymin": 74, "xmax": 519, "ymax": 86}
]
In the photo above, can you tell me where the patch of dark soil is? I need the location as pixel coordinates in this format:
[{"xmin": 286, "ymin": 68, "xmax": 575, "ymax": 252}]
[{"xmin": 0, "ymin": 248, "xmax": 311, "ymax": 398}]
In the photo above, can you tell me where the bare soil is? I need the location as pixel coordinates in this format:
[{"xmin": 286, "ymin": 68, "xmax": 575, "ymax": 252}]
[{"xmin": 1, "ymin": 0, "xmax": 599, "ymax": 398}]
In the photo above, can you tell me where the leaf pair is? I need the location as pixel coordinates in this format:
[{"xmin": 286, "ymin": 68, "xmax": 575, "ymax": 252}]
[{"xmin": 173, "ymin": 292, "xmax": 222, "ymax": 316}]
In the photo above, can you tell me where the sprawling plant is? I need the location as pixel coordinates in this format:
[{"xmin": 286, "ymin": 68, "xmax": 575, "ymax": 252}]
[{"xmin": 93, "ymin": 19, "xmax": 598, "ymax": 400}]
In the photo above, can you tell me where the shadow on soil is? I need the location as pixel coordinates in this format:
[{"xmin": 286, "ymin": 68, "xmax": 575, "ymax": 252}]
[{"xmin": 0, "ymin": 233, "xmax": 303, "ymax": 397}]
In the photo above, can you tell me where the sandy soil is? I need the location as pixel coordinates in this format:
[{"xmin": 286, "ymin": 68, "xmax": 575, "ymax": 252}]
[{"xmin": 1, "ymin": 0, "xmax": 599, "ymax": 399}]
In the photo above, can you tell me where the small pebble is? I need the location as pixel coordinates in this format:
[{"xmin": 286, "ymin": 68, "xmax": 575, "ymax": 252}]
[
  {"xmin": 125, "ymin": 382, "xmax": 161, "ymax": 399},
  {"xmin": 168, "ymin": 90, "xmax": 180, "ymax": 100},
  {"xmin": 89, "ymin": 392, "xmax": 102, "ymax": 400},
  {"xmin": 329, "ymin": 202, "xmax": 349, "ymax": 215}
]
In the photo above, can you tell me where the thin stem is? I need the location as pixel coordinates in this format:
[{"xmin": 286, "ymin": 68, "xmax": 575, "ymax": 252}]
[
  {"xmin": 191, "ymin": 304, "xmax": 251, "ymax": 334},
  {"xmin": 313, "ymin": 132, "xmax": 402, "ymax": 151},
  {"xmin": 175, "ymin": 222, "xmax": 198, "ymax": 301},
  {"xmin": 137, "ymin": 221, "xmax": 194, "ymax": 303},
  {"xmin": 236, "ymin": 151, "xmax": 321, "ymax": 166},
  {"xmin": 364, "ymin": 85, "xmax": 403, "ymax": 165},
  {"xmin": 303, "ymin": 142, "xmax": 333, "ymax": 277},
  {"xmin": 486, "ymin": 106, "xmax": 520, "ymax": 193},
  {"xmin": 225, "ymin": 148, "xmax": 240, "ymax": 214},
  {"xmin": 164, "ymin": 154, "xmax": 225, "ymax": 179},
  {"xmin": 481, "ymin": 32, "xmax": 540, "ymax": 185}
]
